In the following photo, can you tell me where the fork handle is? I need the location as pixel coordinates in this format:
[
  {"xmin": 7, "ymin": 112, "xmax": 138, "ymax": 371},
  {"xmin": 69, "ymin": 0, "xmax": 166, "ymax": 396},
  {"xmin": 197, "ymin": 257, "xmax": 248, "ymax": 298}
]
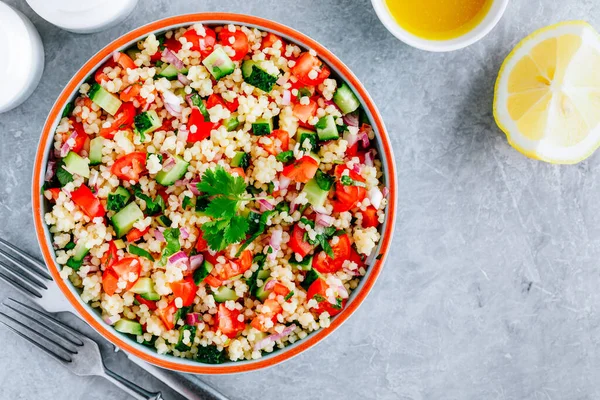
[{"xmin": 102, "ymin": 367, "xmax": 164, "ymax": 400}]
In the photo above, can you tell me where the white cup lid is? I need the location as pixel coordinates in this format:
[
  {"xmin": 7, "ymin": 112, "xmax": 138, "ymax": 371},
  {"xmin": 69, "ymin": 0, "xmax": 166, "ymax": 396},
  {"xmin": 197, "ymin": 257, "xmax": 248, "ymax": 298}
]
[{"xmin": 0, "ymin": 2, "xmax": 44, "ymax": 113}]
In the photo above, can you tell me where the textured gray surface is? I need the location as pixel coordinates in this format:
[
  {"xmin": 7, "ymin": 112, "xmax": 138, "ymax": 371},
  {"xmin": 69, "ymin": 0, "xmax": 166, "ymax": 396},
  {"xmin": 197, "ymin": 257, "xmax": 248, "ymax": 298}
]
[{"xmin": 1, "ymin": 0, "xmax": 600, "ymax": 399}]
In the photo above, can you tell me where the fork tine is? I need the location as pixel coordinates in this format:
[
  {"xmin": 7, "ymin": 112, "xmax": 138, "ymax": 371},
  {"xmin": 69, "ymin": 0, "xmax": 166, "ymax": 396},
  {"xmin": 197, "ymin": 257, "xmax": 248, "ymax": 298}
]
[
  {"xmin": 0, "ymin": 259, "xmax": 47, "ymax": 290},
  {"xmin": 0, "ymin": 269, "xmax": 42, "ymax": 298},
  {"xmin": 0, "ymin": 311, "xmax": 74, "ymax": 362},
  {"xmin": 0, "ymin": 239, "xmax": 52, "ymax": 281},
  {"xmin": 4, "ymin": 298, "xmax": 84, "ymax": 347},
  {"xmin": 0, "ymin": 319, "xmax": 72, "ymax": 364}
]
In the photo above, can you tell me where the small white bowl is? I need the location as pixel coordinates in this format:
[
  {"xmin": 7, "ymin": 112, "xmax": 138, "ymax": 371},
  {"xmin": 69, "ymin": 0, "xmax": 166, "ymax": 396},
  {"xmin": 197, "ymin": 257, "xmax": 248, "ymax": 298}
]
[{"xmin": 371, "ymin": 0, "xmax": 509, "ymax": 52}]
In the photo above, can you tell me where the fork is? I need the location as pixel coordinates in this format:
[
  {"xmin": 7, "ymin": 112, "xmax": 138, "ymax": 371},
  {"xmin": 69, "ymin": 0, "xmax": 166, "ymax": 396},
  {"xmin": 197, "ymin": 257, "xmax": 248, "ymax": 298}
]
[
  {"xmin": 0, "ymin": 297, "xmax": 163, "ymax": 400},
  {"xmin": 0, "ymin": 238, "xmax": 227, "ymax": 400}
]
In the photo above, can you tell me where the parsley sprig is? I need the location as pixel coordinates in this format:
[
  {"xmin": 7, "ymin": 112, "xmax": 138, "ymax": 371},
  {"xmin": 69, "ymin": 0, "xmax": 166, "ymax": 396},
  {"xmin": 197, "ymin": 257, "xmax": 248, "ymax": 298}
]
[{"xmin": 197, "ymin": 167, "xmax": 253, "ymax": 252}]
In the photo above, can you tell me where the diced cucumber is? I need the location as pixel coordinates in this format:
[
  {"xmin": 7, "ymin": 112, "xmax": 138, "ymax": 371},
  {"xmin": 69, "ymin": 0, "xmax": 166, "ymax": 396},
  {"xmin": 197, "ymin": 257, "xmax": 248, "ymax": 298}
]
[
  {"xmin": 130, "ymin": 277, "xmax": 156, "ymax": 295},
  {"xmin": 256, "ymin": 278, "xmax": 274, "ymax": 301},
  {"xmin": 111, "ymin": 202, "xmax": 144, "ymax": 237},
  {"xmin": 175, "ymin": 325, "xmax": 197, "ymax": 351},
  {"xmin": 241, "ymin": 60, "xmax": 279, "ymax": 92},
  {"xmin": 193, "ymin": 260, "xmax": 214, "ymax": 285},
  {"xmin": 202, "ymin": 47, "xmax": 235, "ymax": 80},
  {"xmin": 134, "ymin": 110, "xmax": 162, "ymax": 135},
  {"xmin": 140, "ymin": 291, "xmax": 160, "ymax": 301},
  {"xmin": 63, "ymin": 151, "xmax": 90, "ymax": 178},
  {"xmin": 157, "ymin": 63, "xmax": 189, "ymax": 80},
  {"xmin": 333, "ymin": 83, "xmax": 360, "ymax": 115},
  {"xmin": 88, "ymin": 83, "xmax": 122, "ymax": 116},
  {"xmin": 157, "ymin": 215, "xmax": 172, "ymax": 228},
  {"xmin": 113, "ymin": 239, "xmax": 126, "ymax": 249},
  {"xmin": 231, "ymin": 151, "xmax": 249, "ymax": 169},
  {"xmin": 89, "ymin": 137, "xmax": 104, "ymax": 166},
  {"xmin": 155, "ymin": 155, "xmax": 189, "ymax": 186},
  {"xmin": 301, "ymin": 178, "xmax": 329, "ymax": 209},
  {"xmin": 257, "ymin": 269, "xmax": 270, "ymax": 280},
  {"xmin": 212, "ymin": 286, "xmax": 239, "ymax": 303},
  {"xmin": 301, "ymin": 269, "xmax": 321, "ymax": 291},
  {"xmin": 296, "ymin": 128, "xmax": 318, "ymax": 152},
  {"xmin": 252, "ymin": 118, "xmax": 273, "ymax": 136},
  {"xmin": 289, "ymin": 255, "xmax": 313, "ymax": 271},
  {"xmin": 114, "ymin": 319, "xmax": 143, "ymax": 335},
  {"xmin": 224, "ymin": 116, "xmax": 239, "ymax": 131},
  {"xmin": 315, "ymin": 115, "xmax": 339, "ymax": 141},
  {"xmin": 125, "ymin": 47, "xmax": 141, "ymax": 61},
  {"xmin": 66, "ymin": 240, "xmax": 90, "ymax": 271}
]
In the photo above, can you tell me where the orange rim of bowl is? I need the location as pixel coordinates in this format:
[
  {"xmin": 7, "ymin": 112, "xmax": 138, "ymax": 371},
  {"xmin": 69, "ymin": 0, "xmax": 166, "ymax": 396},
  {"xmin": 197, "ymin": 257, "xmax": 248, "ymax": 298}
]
[{"xmin": 32, "ymin": 13, "xmax": 397, "ymax": 374}]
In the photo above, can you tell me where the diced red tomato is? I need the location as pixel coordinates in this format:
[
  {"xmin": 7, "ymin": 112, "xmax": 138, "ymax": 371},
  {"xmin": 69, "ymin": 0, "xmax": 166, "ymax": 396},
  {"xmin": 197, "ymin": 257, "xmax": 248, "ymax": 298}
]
[
  {"xmin": 231, "ymin": 167, "xmax": 246, "ymax": 178},
  {"xmin": 68, "ymin": 119, "xmax": 88, "ymax": 154},
  {"xmin": 361, "ymin": 206, "xmax": 379, "ymax": 228},
  {"xmin": 292, "ymin": 99, "xmax": 317, "ymax": 123},
  {"xmin": 119, "ymin": 84, "xmax": 141, "ymax": 102},
  {"xmin": 261, "ymin": 32, "xmax": 283, "ymax": 50},
  {"xmin": 215, "ymin": 303, "xmax": 245, "ymax": 338},
  {"xmin": 307, "ymin": 278, "xmax": 345, "ymax": 316},
  {"xmin": 206, "ymin": 94, "xmax": 238, "ymax": 112},
  {"xmin": 212, "ymin": 250, "xmax": 253, "ymax": 281},
  {"xmin": 94, "ymin": 59, "xmax": 117, "ymax": 84},
  {"xmin": 156, "ymin": 187, "xmax": 169, "ymax": 204},
  {"xmin": 281, "ymin": 155, "xmax": 319, "ymax": 183},
  {"xmin": 70, "ymin": 185, "xmax": 105, "ymax": 219},
  {"xmin": 333, "ymin": 165, "xmax": 364, "ymax": 182},
  {"xmin": 332, "ymin": 182, "xmax": 366, "ymax": 213},
  {"xmin": 250, "ymin": 299, "xmax": 283, "ymax": 332},
  {"xmin": 288, "ymin": 224, "xmax": 314, "ymax": 257},
  {"xmin": 312, "ymin": 234, "xmax": 352, "ymax": 274},
  {"xmin": 183, "ymin": 27, "xmax": 216, "ymax": 58},
  {"xmin": 151, "ymin": 37, "xmax": 183, "ymax": 61},
  {"xmin": 46, "ymin": 188, "xmax": 61, "ymax": 201},
  {"xmin": 204, "ymin": 274, "xmax": 223, "ymax": 288},
  {"xmin": 99, "ymin": 102, "xmax": 136, "ymax": 139},
  {"xmin": 111, "ymin": 257, "xmax": 142, "ymax": 292},
  {"xmin": 102, "ymin": 268, "xmax": 119, "ymax": 296},
  {"xmin": 171, "ymin": 276, "xmax": 198, "ymax": 307},
  {"xmin": 187, "ymin": 108, "xmax": 218, "ymax": 143},
  {"xmin": 156, "ymin": 301, "xmax": 178, "ymax": 330},
  {"xmin": 113, "ymin": 52, "xmax": 137, "ymax": 70},
  {"xmin": 273, "ymin": 282, "xmax": 290, "ymax": 297},
  {"xmin": 126, "ymin": 227, "xmax": 150, "ymax": 243},
  {"xmin": 111, "ymin": 151, "xmax": 147, "ymax": 182},
  {"xmin": 195, "ymin": 231, "xmax": 209, "ymax": 253},
  {"xmin": 218, "ymin": 29, "xmax": 249, "ymax": 61},
  {"xmin": 349, "ymin": 246, "xmax": 364, "ymax": 269},
  {"xmin": 101, "ymin": 240, "xmax": 118, "ymax": 270},
  {"xmin": 291, "ymin": 52, "xmax": 331, "ymax": 86},
  {"xmin": 135, "ymin": 294, "xmax": 157, "ymax": 311},
  {"xmin": 160, "ymin": 117, "xmax": 174, "ymax": 132},
  {"xmin": 261, "ymin": 129, "xmax": 289, "ymax": 156}
]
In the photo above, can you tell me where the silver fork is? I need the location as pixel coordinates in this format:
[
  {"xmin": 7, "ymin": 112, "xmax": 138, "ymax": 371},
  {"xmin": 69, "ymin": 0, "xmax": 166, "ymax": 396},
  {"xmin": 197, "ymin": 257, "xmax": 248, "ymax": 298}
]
[
  {"xmin": 0, "ymin": 297, "xmax": 162, "ymax": 400},
  {"xmin": 0, "ymin": 238, "xmax": 229, "ymax": 400}
]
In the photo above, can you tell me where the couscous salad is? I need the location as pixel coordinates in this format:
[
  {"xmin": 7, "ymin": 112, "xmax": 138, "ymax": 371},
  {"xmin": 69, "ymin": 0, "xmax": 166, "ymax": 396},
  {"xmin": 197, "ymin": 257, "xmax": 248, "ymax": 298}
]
[{"xmin": 42, "ymin": 23, "xmax": 388, "ymax": 363}]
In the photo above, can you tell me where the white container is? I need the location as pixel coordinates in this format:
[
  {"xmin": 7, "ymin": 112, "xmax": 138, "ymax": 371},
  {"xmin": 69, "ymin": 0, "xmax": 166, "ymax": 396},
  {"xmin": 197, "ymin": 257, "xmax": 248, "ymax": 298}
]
[
  {"xmin": 371, "ymin": 0, "xmax": 509, "ymax": 52},
  {"xmin": 25, "ymin": 0, "xmax": 138, "ymax": 34},
  {"xmin": 0, "ymin": 2, "xmax": 44, "ymax": 114}
]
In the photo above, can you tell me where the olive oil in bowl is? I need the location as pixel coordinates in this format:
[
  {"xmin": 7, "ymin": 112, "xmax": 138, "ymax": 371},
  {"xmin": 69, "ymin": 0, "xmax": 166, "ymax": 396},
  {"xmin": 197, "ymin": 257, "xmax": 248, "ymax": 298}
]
[{"xmin": 384, "ymin": 0, "xmax": 493, "ymax": 41}]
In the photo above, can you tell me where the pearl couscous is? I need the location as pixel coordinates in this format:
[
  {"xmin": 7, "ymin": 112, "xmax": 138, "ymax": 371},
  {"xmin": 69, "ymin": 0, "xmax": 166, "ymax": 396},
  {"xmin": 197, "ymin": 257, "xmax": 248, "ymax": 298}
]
[{"xmin": 43, "ymin": 23, "xmax": 388, "ymax": 363}]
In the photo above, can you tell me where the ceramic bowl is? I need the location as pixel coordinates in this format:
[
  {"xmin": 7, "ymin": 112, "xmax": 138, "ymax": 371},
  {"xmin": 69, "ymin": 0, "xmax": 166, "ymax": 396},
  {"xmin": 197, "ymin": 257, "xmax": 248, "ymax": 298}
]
[
  {"xmin": 32, "ymin": 13, "xmax": 397, "ymax": 374},
  {"xmin": 371, "ymin": 0, "xmax": 509, "ymax": 52}
]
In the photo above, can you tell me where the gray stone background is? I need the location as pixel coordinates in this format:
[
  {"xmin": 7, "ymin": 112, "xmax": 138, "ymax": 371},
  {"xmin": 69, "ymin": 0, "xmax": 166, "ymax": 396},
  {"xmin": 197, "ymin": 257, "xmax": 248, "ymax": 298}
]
[{"xmin": 2, "ymin": 0, "xmax": 600, "ymax": 399}]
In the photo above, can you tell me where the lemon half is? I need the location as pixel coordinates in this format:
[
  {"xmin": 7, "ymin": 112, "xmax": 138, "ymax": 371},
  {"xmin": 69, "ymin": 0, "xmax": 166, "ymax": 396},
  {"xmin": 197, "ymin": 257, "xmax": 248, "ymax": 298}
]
[{"xmin": 494, "ymin": 21, "xmax": 600, "ymax": 164}]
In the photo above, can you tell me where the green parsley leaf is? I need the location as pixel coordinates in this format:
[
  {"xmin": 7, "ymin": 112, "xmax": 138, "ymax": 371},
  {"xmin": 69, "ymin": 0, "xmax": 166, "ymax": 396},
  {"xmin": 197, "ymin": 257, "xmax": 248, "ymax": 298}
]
[
  {"xmin": 205, "ymin": 196, "xmax": 238, "ymax": 219},
  {"xmin": 66, "ymin": 257, "xmax": 82, "ymax": 271},
  {"xmin": 56, "ymin": 163, "xmax": 74, "ymax": 187},
  {"xmin": 223, "ymin": 215, "xmax": 249, "ymax": 246},
  {"xmin": 313, "ymin": 294, "xmax": 326, "ymax": 302},
  {"xmin": 341, "ymin": 175, "xmax": 366, "ymax": 187},
  {"xmin": 284, "ymin": 290, "xmax": 294, "ymax": 301},
  {"xmin": 315, "ymin": 169, "xmax": 335, "ymax": 191},
  {"xmin": 64, "ymin": 241, "xmax": 76, "ymax": 250},
  {"xmin": 332, "ymin": 297, "xmax": 343, "ymax": 310},
  {"xmin": 182, "ymin": 196, "xmax": 193, "ymax": 210},
  {"xmin": 161, "ymin": 228, "xmax": 181, "ymax": 262},
  {"xmin": 133, "ymin": 184, "xmax": 165, "ymax": 216},
  {"xmin": 61, "ymin": 102, "xmax": 74, "ymax": 118},
  {"xmin": 276, "ymin": 151, "xmax": 294, "ymax": 163},
  {"xmin": 128, "ymin": 244, "xmax": 155, "ymax": 261}
]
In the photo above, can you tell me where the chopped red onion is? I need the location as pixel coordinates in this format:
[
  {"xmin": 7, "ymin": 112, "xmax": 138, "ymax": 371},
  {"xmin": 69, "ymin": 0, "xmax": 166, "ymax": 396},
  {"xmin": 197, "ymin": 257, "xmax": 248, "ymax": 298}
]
[
  {"xmin": 268, "ymin": 228, "xmax": 282, "ymax": 260},
  {"xmin": 281, "ymin": 90, "xmax": 291, "ymax": 105},
  {"xmin": 351, "ymin": 163, "xmax": 362, "ymax": 175},
  {"xmin": 337, "ymin": 284, "xmax": 349, "ymax": 299},
  {"xmin": 164, "ymin": 102, "xmax": 182, "ymax": 118},
  {"xmin": 188, "ymin": 178, "xmax": 201, "ymax": 195},
  {"xmin": 368, "ymin": 187, "xmax": 383, "ymax": 209},
  {"xmin": 83, "ymin": 254, "xmax": 92, "ymax": 263},
  {"xmin": 177, "ymin": 126, "xmax": 188, "ymax": 142},
  {"xmin": 276, "ymin": 76, "xmax": 287, "ymax": 86},
  {"xmin": 290, "ymin": 199, "xmax": 298, "ymax": 213},
  {"xmin": 103, "ymin": 315, "xmax": 120, "ymax": 325},
  {"xmin": 344, "ymin": 131, "xmax": 358, "ymax": 147},
  {"xmin": 279, "ymin": 176, "xmax": 291, "ymax": 190},
  {"xmin": 382, "ymin": 187, "xmax": 389, "ymax": 198},
  {"xmin": 315, "ymin": 213, "xmax": 334, "ymax": 227},
  {"xmin": 154, "ymin": 229, "xmax": 165, "ymax": 241},
  {"xmin": 45, "ymin": 161, "xmax": 56, "ymax": 181},
  {"xmin": 357, "ymin": 131, "xmax": 369, "ymax": 148},
  {"xmin": 186, "ymin": 312, "xmax": 201, "ymax": 325},
  {"xmin": 162, "ymin": 48, "xmax": 184, "ymax": 70},
  {"xmin": 190, "ymin": 254, "xmax": 204, "ymax": 271},
  {"xmin": 60, "ymin": 131, "xmax": 78, "ymax": 157},
  {"xmin": 88, "ymin": 170, "xmax": 99, "ymax": 188},
  {"xmin": 258, "ymin": 199, "xmax": 274, "ymax": 212},
  {"xmin": 264, "ymin": 279, "xmax": 277, "ymax": 291},
  {"xmin": 180, "ymin": 227, "xmax": 189, "ymax": 240},
  {"xmin": 364, "ymin": 150, "xmax": 374, "ymax": 167},
  {"xmin": 178, "ymin": 73, "xmax": 191, "ymax": 85},
  {"xmin": 343, "ymin": 111, "xmax": 359, "ymax": 127},
  {"xmin": 174, "ymin": 179, "xmax": 189, "ymax": 187},
  {"xmin": 253, "ymin": 324, "xmax": 297, "ymax": 351},
  {"xmin": 185, "ymin": 93, "xmax": 195, "ymax": 108},
  {"xmin": 295, "ymin": 182, "xmax": 301, "ymax": 191},
  {"xmin": 168, "ymin": 251, "xmax": 189, "ymax": 270},
  {"xmin": 162, "ymin": 157, "xmax": 175, "ymax": 172},
  {"xmin": 142, "ymin": 101, "xmax": 152, "ymax": 112}
]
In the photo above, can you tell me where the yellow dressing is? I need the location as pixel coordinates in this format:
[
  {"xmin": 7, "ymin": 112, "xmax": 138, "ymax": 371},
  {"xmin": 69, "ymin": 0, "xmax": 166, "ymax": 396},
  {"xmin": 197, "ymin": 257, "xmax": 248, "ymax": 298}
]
[{"xmin": 384, "ymin": 0, "xmax": 493, "ymax": 40}]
